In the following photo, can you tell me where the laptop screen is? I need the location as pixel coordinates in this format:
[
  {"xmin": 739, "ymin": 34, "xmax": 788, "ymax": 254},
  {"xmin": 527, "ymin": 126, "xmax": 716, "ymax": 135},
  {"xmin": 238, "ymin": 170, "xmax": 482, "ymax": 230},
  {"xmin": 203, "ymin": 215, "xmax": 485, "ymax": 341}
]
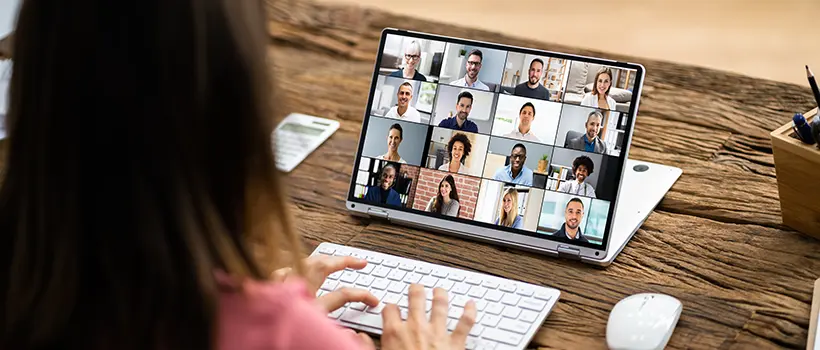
[{"xmin": 348, "ymin": 29, "xmax": 642, "ymax": 251}]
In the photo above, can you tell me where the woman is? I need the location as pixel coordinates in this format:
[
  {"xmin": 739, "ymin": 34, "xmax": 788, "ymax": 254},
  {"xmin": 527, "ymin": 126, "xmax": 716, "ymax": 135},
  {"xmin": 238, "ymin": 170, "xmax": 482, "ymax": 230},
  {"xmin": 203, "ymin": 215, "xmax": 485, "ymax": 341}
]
[
  {"xmin": 425, "ymin": 175, "xmax": 461, "ymax": 217},
  {"xmin": 0, "ymin": 0, "xmax": 475, "ymax": 349},
  {"xmin": 437, "ymin": 133, "xmax": 472, "ymax": 175},
  {"xmin": 581, "ymin": 67, "xmax": 617, "ymax": 112},
  {"xmin": 388, "ymin": 40, "xmax": 427, "ymax": 81},
  {"xmin": 494, "ymin": 188, "xmax": 524, "ymax": 229},
  {"xmin": 375, "ymin": 123, "xmax": 406, "ymax": 163}
]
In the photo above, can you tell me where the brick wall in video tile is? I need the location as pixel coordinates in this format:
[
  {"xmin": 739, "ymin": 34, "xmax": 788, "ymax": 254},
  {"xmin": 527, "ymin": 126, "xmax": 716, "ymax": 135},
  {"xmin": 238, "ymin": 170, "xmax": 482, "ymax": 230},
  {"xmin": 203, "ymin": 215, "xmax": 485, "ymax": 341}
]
[
  {"xmin": 403, "ymin": 165, "xmax": 421, "ymax": 208},
  {"xmin": 413, "ymin": 168, "xmax": 480, "ymax": 220}
]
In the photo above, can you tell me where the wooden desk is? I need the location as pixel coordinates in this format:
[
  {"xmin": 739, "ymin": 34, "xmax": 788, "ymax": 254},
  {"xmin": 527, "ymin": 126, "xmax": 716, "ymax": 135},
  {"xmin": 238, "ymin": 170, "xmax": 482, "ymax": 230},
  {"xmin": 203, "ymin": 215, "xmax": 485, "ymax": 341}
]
[{"xmin": 264, "ymin": 1, "xmax": 820, "ymax": 348}]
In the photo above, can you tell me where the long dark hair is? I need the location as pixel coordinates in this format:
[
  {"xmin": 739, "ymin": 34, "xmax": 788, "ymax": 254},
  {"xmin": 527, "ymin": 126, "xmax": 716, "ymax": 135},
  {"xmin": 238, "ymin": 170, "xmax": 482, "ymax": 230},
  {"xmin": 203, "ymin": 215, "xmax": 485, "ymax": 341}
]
[
  {"xmin": 0, "ymin": 1, "xmax": 303, "ymax": 349},
  {"xmin": 432, "ymin": 174, "xmax": 460, "ymax": 214}
]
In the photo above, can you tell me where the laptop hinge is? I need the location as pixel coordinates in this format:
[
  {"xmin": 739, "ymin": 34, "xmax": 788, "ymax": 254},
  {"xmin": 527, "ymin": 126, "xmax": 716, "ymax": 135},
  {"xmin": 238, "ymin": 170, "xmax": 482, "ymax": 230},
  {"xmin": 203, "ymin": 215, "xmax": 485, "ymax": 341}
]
[
  {"xmin": 557, "ymin": 245, "xmax": 581, "ymax": 260},
  {"xmin": 367, "ymin": 208, "xmax": 390, "ymax": 220}
]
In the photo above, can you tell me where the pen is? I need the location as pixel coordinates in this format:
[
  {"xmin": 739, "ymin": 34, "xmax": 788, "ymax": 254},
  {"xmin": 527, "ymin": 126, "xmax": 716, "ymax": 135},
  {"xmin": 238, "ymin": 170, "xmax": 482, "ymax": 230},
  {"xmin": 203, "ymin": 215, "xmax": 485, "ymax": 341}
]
[{"xmin": 806, "ymin": 65, "xmax": 820, "ymax": 109}]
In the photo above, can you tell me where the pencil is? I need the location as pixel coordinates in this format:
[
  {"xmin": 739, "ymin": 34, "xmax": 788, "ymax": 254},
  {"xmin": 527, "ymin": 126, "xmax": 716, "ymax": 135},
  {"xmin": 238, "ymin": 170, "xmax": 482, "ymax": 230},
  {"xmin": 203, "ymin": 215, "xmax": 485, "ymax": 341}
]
[{"xmin": 806, "ymin": 65, "xmax": 820, "ymax": 110}]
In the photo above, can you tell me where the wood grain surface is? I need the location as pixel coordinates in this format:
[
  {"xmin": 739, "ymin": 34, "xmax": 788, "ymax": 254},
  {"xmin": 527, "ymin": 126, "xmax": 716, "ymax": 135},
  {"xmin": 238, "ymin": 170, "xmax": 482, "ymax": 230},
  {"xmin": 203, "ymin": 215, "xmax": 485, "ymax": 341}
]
[{"xmin": 265, "ymin": 1, "xmax": 820, "ymax": 348}]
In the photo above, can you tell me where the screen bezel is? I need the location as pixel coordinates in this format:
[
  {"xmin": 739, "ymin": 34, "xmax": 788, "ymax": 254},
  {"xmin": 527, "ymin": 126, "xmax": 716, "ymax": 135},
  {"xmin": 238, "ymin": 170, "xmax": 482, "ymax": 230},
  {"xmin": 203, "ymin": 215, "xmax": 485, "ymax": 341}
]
[{"xmin": 346, "ymin": 28, "xmax": 644, "ymax": 259}]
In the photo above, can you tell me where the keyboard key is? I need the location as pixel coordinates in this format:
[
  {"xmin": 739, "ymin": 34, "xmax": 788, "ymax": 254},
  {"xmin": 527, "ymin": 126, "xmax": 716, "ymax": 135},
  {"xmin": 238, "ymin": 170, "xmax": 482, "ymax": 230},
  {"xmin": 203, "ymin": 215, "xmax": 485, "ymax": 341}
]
[
  {"xmin": 382, "ymin": 293, "xmax": 402, "ymax": 305},
  {"xmin": 452, "ymin": 282, "xmax": 471, "ymax": 295},
  {"xmin": 316, "ymin": 290, "xmax": 325, "ymax": 297},
  {"xmin": 350, "ymin": 302, "xmax": 367, "ymax": 311},
  {"xmin": 499, "ymin": 283, "xmax": 517, "ymax": 293},
  {"xmin": 468, "ymin": 286, "xmax": 488, "ymax": 299},
  {"xmin": 425, "ymin": 288, "xmax": 434, "ymax": 300},
  {"xmin": 402, "ymin": 284, "xmax": 412, "ymax": 295},
  {"xmin": 475, "ymin": 299, "xmax": 488, "ymax": 312},
  {"xmin": 435, "ymin": 279, "xmax": 454, "ymax": 291},
  {"xmin": 320, "ymin": 280, "xmax": 338, "ymax": 291},
  {"xmin": 420, "ymin": 275, "xmax": 439, "ymax": 288},
  {"xmin": 387, "ymin": 281, "xmax": 406, "ymax": 294},
  {"xmin": 403, "ymin": 272, "xmax": 422, "ymax": 284},
  {"xmin": 447, "ymin": 319, "xmax": 458, "ymax": 331},
  {"xmin": 337, "ymin": 282, "xmax": 355, "ymax": 291},
  {"xmin": 469, "ymin": 324, "xmax": 485, "ymax": 337},
  {"xmin": 485, "ymin": 289, "xmax": 504, "ymax": 302},
  {"xmin": 415, "ymin": 266, "xmax": 432, "ymax": 275},
  {"xmin": 519, "ymin": 298, "xmax": 546, "ymax": 311},
  {"xmin": 516, "ymin": 286, "xmax": 534, "ymax": 297},
  {"xmin": 372, "ymin": 266, "xmax": 390, "ymax": 278},
  {"xmin": 355, "ymin": 275, "xmax": 374, "ymax": 287},
  {"xmin": 502, "ymin": 306, "xmax": 521, "ymax": 319},
  {"xmin": 449, "ymin": 273, "xmax": 466, "ymax": 282},
  {"xmin": 534, "ymin": 289, "xmax": 553, "ymax": 301},
  {"xmin": 371, "ymin": 290, "xmax": 386, "ymax": 301},
  {"xmin": 447, "ymin": 306, "xmax": 464, "ymax": 320},
  {"xmin": 476, "ymin": 341, "xmax": 497, "ymax": 350},
  {"xmin": 465, "ymin": 275, "xmax": 483, "ymax": 285},
  {"xmin": 398, "ymin": 296, "xmax": 409, "ymax": 308},
  {"xmin": 485, "ymin": 302, "xmax": 504, "ymax": 315},
  {"xmin": 452, "ymin": 295, "xmax": 472, "ymax": 308},
  {"xmin": 498, "ymin": 319, "xmax": 530, "ymax": 334},
  {"xmin": 398, "ymin": 262, "xmax": 415, "ymax": 271},
  {"xmin": 519, "ymin": 310, "xmax": 538, "ymax": 323},
  {"xmin": 481, "ymin": 280, "xmax": 500, "ymax": 289},
  {"xmin": 501, "ymin": 293, "xmax": 521, "ymax": 306},
  {"xmin": 432, "ymin": 269, "xmax": 449, "ymax": 278},
  {"xmin": 387, "ymin": 270, "xmax": 406, "ymax": 281},
  {"xmin": 327, "ymin": 270, "xmax": 343, "ymax": 280},
  {"xmin": 466, "ymin": 336, "xmax": 479, "ymax": 350},
  {"xmin": 371, "ymin": 278, "xmax": 390, "ymax": 290},
  {"xmin": 333, "ymin": 251, "xmax": 350, "ymax": 257},
  {"xmin": 328, "ymin": 308, "xmax": 345, "ymax": 319},
  {"xmin": 318, "ymin": 246, "xmax": 335, "ymax": 255},
  {"xmin": 340, "ymin": 271, "xmax": 358, "ymax": 283},
  {"xmin": 482, "ymin": 328, "xmax": 523, "ymax": 346},
  {"xmin": 366, "ymin": 303, "xmax": 385, "ymax": 314},
  {"xmin": 383, "ymin": 260, "xmax": 399, "ymax": 268},
  {"xmin": 357, "ymin": 264, "xmax": 375, "ymax": 274},
  {"xmin": 340, "ymin": 310, "xmax": 383, "ymax": 329},
  {"xmin": 480, "ymin": 314, "xmax": 501, "ymax": 327},
  {"xmin": 365, "ymin": 256, "xmax": 383, "ymax": 264},
  {"xmin": 351, "ymin": 253, "xmax": 366, "ymax": 260}
]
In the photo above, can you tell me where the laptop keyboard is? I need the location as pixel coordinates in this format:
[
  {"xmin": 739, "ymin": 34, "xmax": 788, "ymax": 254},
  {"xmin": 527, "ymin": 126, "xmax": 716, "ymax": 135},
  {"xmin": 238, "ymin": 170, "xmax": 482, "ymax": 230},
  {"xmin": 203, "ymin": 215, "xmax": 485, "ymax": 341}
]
[{"xmin": 311, "ymin": 243, "xmax": 561, "ymax": 350}]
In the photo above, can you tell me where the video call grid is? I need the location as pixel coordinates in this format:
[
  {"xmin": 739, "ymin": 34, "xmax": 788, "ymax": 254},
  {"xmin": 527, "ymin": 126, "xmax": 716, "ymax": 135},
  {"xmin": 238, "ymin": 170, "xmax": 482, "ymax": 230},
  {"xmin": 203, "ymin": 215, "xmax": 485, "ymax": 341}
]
[{"xmin": 356, "ymin": 34, "xmax": 639, "ymax": 246}]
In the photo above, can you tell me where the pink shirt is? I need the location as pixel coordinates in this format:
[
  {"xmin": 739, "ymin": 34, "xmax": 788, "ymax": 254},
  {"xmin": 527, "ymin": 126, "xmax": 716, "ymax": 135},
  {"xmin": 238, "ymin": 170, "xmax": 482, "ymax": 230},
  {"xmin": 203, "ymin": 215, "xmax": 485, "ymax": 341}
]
[{"xmin": 216, "ymin": 272, "xmax": 365, "ymax": 350}]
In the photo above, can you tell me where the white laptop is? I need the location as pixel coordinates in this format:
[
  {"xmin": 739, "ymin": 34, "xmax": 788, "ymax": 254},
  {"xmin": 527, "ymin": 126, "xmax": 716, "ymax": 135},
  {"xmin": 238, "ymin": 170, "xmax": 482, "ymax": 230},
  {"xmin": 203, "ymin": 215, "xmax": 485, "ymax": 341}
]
[{"xmin": 345, "ymin": 29, "xmax": 680, "ymax": 266}]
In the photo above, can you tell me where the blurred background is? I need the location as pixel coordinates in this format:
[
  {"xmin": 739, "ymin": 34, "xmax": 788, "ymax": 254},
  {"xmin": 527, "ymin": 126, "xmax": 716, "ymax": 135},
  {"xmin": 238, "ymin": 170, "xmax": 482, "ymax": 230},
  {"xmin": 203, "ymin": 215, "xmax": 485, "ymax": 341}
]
[{"xmin": 318, "ymin": 0, "xmax": 820, "ymax": 86}]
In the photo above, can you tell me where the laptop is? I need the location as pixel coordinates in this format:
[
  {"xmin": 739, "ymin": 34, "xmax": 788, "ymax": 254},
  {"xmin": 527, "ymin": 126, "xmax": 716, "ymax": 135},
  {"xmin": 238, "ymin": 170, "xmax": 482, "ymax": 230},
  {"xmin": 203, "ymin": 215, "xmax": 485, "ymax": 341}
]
[{"xmin": 346, "ymin": 29, "xmax": 681, "ymax": 266}]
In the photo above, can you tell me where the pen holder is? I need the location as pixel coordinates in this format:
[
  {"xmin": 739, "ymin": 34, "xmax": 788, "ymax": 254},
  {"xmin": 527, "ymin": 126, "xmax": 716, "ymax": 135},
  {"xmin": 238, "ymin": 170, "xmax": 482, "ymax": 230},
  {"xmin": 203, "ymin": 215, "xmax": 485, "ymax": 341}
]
[{"xmin": 770, "ymin": 107, "xmax": 820, "ymax": 239}]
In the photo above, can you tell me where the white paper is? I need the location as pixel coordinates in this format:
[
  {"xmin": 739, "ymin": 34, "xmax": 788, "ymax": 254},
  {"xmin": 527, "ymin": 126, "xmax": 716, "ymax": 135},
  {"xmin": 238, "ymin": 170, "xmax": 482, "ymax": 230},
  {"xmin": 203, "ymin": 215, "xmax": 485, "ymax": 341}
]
[{"xmin": 815, "ymin": 311, "xmax": 820, "ymax": 350}]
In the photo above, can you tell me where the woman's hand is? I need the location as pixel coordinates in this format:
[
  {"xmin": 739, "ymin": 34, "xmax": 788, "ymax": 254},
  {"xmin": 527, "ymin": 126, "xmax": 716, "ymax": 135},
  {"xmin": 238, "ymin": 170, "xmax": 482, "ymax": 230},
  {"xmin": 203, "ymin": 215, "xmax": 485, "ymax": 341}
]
[
  {"xmin": 271, "ymin": 255, "xmax": 379, "ymax": 313},
  {"xmin": 380, "ymin": 284, "xmax": 477, "ymax": 350}
]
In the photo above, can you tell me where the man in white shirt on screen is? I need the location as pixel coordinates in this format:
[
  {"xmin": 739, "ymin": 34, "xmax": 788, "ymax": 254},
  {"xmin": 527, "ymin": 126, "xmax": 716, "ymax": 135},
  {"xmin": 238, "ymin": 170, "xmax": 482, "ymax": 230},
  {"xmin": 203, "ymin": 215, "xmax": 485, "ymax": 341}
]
[
  {"xmin": 449, "ymin": 49, "xmax": 490, "ymax": 91},
  {"xmin": 558, "ymin": 155, "xmax": 597, "ymax": 198},
  {"xmin": 384, "ymin": 81, "xmax": 421, "ymax": 123},
  {"xmin": 503, "ymin": 102, "xmax": 540, "ymax": 142}
]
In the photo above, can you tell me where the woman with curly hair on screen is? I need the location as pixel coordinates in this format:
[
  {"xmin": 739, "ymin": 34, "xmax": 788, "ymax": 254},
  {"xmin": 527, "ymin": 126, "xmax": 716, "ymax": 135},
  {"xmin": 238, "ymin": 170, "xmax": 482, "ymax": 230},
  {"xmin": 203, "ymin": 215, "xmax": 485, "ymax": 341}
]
[{"xmin": 437, "ymin": 133, "xmax": 472, "ymax": 175}]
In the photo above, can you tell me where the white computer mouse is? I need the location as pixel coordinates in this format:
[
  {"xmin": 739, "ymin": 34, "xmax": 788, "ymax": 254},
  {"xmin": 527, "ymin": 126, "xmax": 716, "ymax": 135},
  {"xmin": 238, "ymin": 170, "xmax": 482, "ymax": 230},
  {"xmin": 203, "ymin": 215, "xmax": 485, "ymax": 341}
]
[{"xmin": 606, "ymin": 293, "xmax": 682, "ymax": 350}]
